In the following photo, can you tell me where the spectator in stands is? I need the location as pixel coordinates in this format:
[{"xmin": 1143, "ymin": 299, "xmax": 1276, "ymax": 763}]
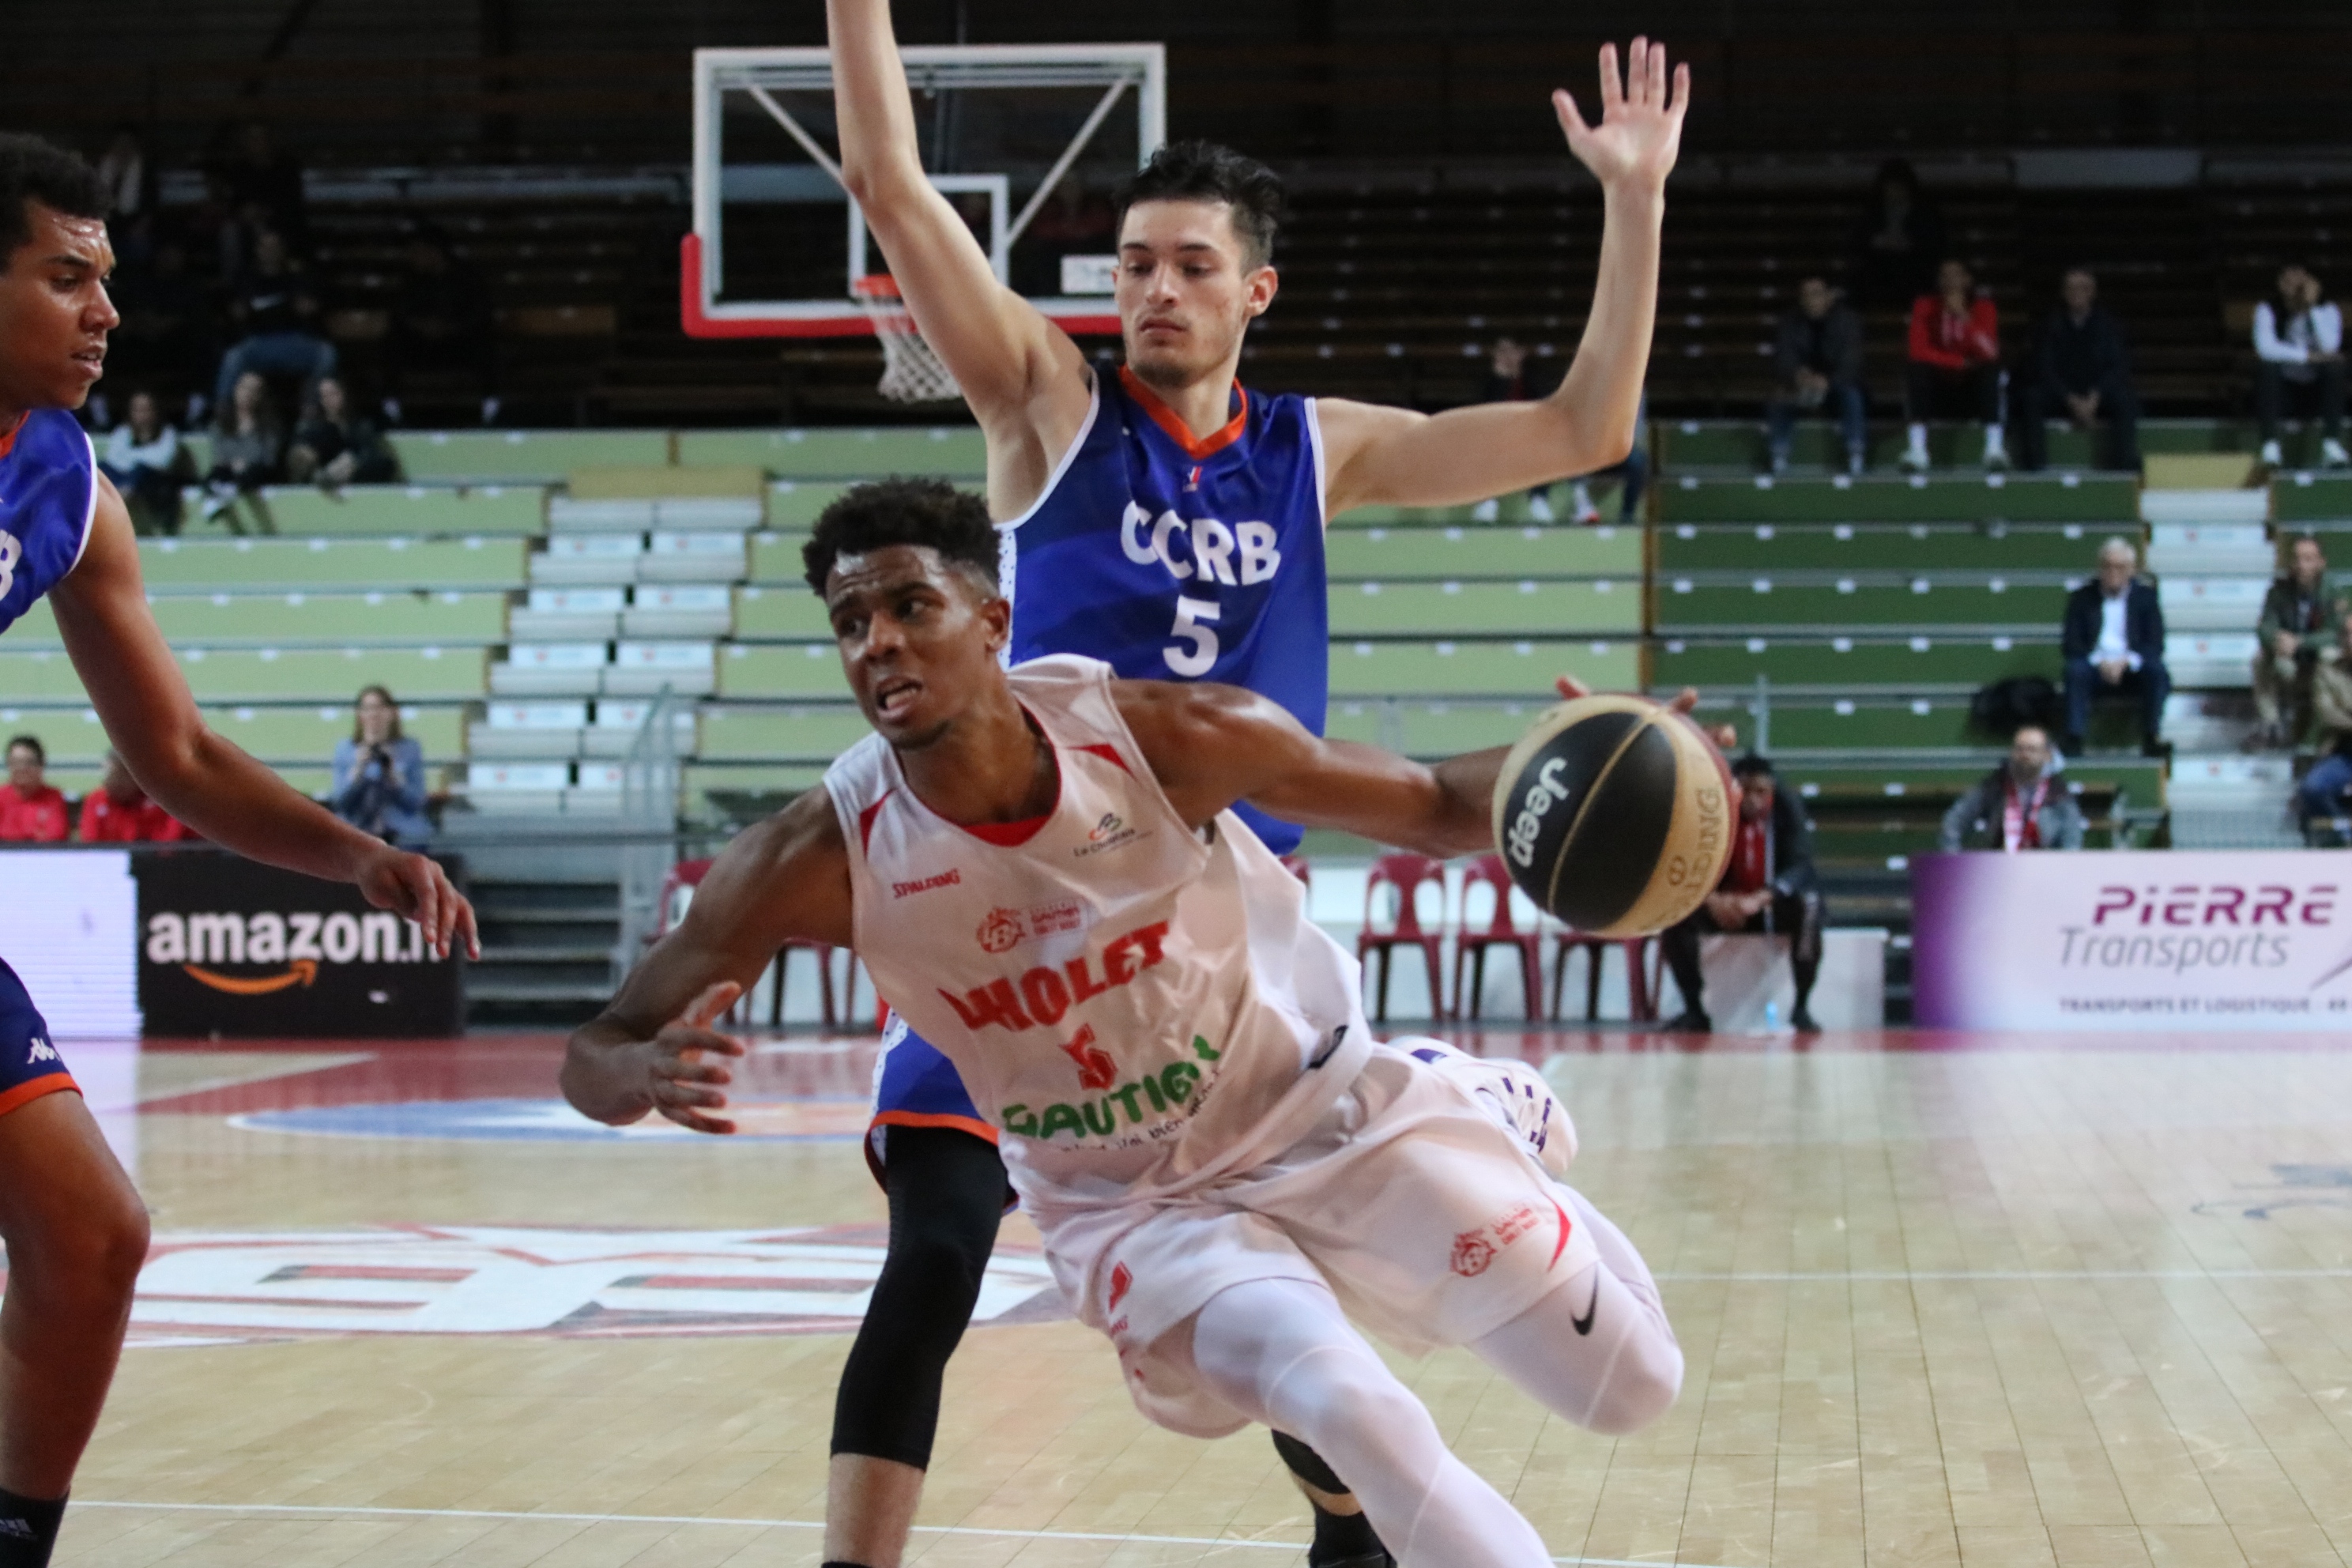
[
  {"xmin": 2061, "ymin": 536, "xmax": 2169, "ymax": 757},
  {"xmin": 2018, "ymin": 268, "xmax": 2142, "ymax": 474},
  {"xmin": 77, "ymin": 751, "xmax": 189, "ymax": 843},
  {"xmin": 1766, "ymin": 275, "xmax": 1868, "ymax": 475},
  {"xmin": 2297, "ymin": 616, "xmax": 2352, "ymax": 831},
  {"xmin": 332, "ymin": 686, "xmax": 431, "ymax": 846},
  {"xmin": 202, "ymin": 371, "xmax": 285, "ymax": 527},
  {"xmin": 1937, "ymin": 725, "xmax": 2084, "ymax": 851},
  {"xmin": 386, "ymin": 226, "xmax": 499, "ymax": 425},
  {"xmin": 0, "ymin": 737, "xmax": 69, "ymax": 843},
  {"xmin": 1903, "ymin": 259, "xmax": 2005, "ymax": 472},
  {"xmin": 1849, "ymin": 158, "xmax": 1948, "ymax": 310},
  {"xmin": 2251, "ymin": 533, "xmax": 2344, "ymax": 750},
  {"xmin": 287, "ymin": 376, "xmax": 397, "ymax": 487},
  {"xmin": 213, "ymin": 225, "xmax": 336, "ymax": 415},
  {"xmin": 1472, "ymin": 338, "xmax": 1559, "ymax": 522},
  {"xmin": 104, "ymin": 238, "xmax": 214, "ymax": 420},
  {"xmin": 1660, "ymin": 754, "xmax": 1824, "ymax": 1035},
  {"xmin": 2255, "ymin": 262, "xmax": 2348, "ymax": 470},
  {"xmin": 1468, "ymin": 339, "xmax": 1649, "ymax": 525},
  {"xmin": 99, "ymin": 390, "xmax": 184, "ymax": 536}
]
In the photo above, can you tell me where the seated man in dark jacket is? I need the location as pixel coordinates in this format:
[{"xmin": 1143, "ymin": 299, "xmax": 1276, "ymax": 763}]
[
  {"xmin": 1937, "ymin": 725, "xmax": 2086, "ymax": 851},
  {"xmin": 2252, "ymin": 533, "xmax": 2344, "ymax": 749},
  {"xmin": 2061, "ymin": 537, "xmax": 2169, "ymax": 756},
  {"xmin": 2017, "ymin": 268, "xmax": 2142, "ymax": 473},
  {"xmin": 1660, "ymin": 754, "xmax": 1824, "ymax": 1034},
  {"xmin": 1766, "ymin": 276, "xmax": 1868, "ymax": 475}
]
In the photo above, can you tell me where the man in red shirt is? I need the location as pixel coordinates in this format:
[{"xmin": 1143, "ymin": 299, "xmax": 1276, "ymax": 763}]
[
  {"xmin": 77, "ymin": 750, "xmax": 189, "ymax": 842},
  {"xmin": 0, "ymin": 735, "xmax": 68, "ymax": 842},
  {"xmin": 1903, "ymin": 258, "xmax": 2004, "ymax": 472}
]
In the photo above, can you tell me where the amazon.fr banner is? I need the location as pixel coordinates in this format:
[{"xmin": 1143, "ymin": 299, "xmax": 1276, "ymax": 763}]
[
  {"xmin": 134, "ymin": 852, "xmax": 465, "ymax": 1038},
  {"xmin": 1912, "ymin": 850, "xmax": 2352, "ymax": 1031}
]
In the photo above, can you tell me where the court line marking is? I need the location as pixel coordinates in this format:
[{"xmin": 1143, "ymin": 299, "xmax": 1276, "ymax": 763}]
[
  {"xmin": 77, "ymin": 1500, "xmax": 1739, "ymax": 1567},
  {"xmin": 1657, "ymin": 1269, "xmax": 2352, "ymax": 1281}
]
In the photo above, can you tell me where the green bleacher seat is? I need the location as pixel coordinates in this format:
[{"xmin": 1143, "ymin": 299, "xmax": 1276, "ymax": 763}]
[
  {"xmin": 1658, "ymin": 522, "xmax": 2105, "ymax": 573},
  {"xmin": 748, "ymin": 531, "xmax": 814, "ymax": 584},
  {"xmin": 6, "ymin": 594, "xmax": 507, "ymax": 650},
  {"xmin": 733, "ymin": 585, "xmax": 839, "ymax": 639},
  {"xmin": 1655, "ymin": 575, "xmax": 2067, "ymax": 631},
  {"xmin": 235, "ymin": 486, "xmax": 546, "ymax": 537},
  {"xmin": 1653, "ymin": 635, "xmax": 2056, "ymax": 689},
  {"xmin": 765, "ymin": 485, "xmax": 854, "ymax": 529},
  {"xmin": 718, "ymin": 643, "xmax": 853, "ymax": 699},
  {"xmin": 685, "ymin": 761, "xmax": 829, "ymax": 798},
  {"xmin": 1327, "ymin": 579, "xmax": 1639, "ymax": 637},
  {"xmin": 1657, "ymin": 473, "xmax": 2136, "ymax": 524},
  {"xmin": 389, "ymin": 431, "xmax": 669, "ymax": 484},
  {"xmin": 698, "ymin": 706, "xmax": 870, "ymax": 761},
  {"xmin": 1324, "ymin": 525, "xmax": 1642, "ymax": 578},
  {"xmin": 172, "ymin": 647, "xmax": 489, "ymax": 703},
  {"xmin": 202, "ymin": 704, "xmax": 469, "ymax": 763},
  {"xmin": 1317, "ymin": 700, "xmax": 1544, "ymax": 757},
  {"xmin": 1773, "ymin": 757, "xmax": 2164, "ymax": 802},
  {"xmin": 2275, "ymin": 473, "xmax": 2352, "ymax": 524},
  {"xmin": 139, "ymin": 537, "xmax": 530, "ymax": 593},
  {"xmin": 0, "ymin": 650, "xmax": 104, "ymax": 702},
  {"xmin": 1747, "ymin": 697, "xmax": 1979, "ymax": 750},
  {"xmin": 680, "ymin": 428, "xmax": 986, "ymax": 478},
  {"xmin": 1329, "ymin": 639, "xmax": 1638, "ymax": 698}
]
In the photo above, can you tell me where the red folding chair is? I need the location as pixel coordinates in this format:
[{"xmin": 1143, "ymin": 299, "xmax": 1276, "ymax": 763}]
[
  {"xmin": 1452, "ymin": 854, "xmax": 1545, "ymax": 1020},
  {"xmin": 655, "ymin": 857, "xmax": 856, "ymax": 1030},
  {"xmin": 1357, "ymin": 851, "xmax": 1450, "ymax": 1021},
  {"xmin": 1548, "ymin": 930, "xmax": 1657, "ymax": 1024}
]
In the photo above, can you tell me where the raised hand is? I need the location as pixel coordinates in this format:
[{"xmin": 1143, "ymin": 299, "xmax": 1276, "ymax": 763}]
[
  {"xmin": 1553, "ymin": 673, "xmax": 1701, "ymax": 717},
  {"xmin": 1554, "ymin": 38, "xmax": 1690, "ymax": 195}
]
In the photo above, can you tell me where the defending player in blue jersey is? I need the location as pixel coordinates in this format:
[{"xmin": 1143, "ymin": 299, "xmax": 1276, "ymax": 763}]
[
  {"xmin": 0, "ymin": 136, "xmax": 478, "ymax": 1566},
  {"xmin": 816, "ymin": 6, "xmax": 1688, "ymax": 1565}
]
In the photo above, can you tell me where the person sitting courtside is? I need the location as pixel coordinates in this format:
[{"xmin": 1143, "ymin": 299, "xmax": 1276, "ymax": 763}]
[
  {"xmin": 77, "ymin": 750, "xmax": 190, "ymax": 843},
  {"xmin": 1936, "ymin": 725, "xmax": 2083, "ymax": 851},
  {"xmin": 2252, "ymin": 533, "xmax": 2343, "ymax": 751},
  {"xmin": 0, "ymin": 736, "xmax": 68, "ymax": 843},
  {"xmin": 1660, "ymin": 754, "xmax": 1824, "ymax": 1035},
  {"xmin": 2060, "ymin": 536, "xmax": 2169, "ymax": 758}
]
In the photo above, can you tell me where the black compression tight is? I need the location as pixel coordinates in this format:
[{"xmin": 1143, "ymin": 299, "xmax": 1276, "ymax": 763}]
[{"xmin": 830, "ymin": 1124, "xmax": 1009, "ymax": 1468}]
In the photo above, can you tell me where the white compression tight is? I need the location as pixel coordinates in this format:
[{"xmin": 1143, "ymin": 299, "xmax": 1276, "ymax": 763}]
[{"xmin": 1187, "ymin": 1186, "xmax": 1683, "ymax": 1568}]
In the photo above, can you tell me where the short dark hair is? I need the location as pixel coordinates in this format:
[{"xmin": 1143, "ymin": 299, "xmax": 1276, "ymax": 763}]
[
  {"xmin": 6, "ymin": 734, "xmax": 45, "ymax": 765},
  {"xmin": 1732, "ymin": 753, "xmax": 1775, "ymax": 782},
  {"xmin": 803, "ymin": 477, "xmax": 998, "ymax": 596},
  {"xmin": 0, "ymin": 134, "xmax": 109, "ymax": 264},
  {"xmin": 1115, "ymin": 140, "xmax": 1283, "ymax": 270}
]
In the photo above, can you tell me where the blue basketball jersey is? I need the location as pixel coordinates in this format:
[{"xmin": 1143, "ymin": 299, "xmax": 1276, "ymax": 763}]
[
  {"xmin": 1001, "ymin": 367, "xmax": 1329, "ymax": 855},
  {"xmin": 0, "ymin": 409, "xmax": 98, "ymax": 637}
]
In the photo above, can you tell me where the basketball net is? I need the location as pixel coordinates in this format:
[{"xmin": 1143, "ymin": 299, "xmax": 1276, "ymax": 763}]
[{"xmin": 853, "ymin": 275, "xmax": 962, "ymax": 403}]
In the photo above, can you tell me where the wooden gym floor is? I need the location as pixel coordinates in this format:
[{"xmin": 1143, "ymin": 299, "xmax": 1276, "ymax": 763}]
[{"xmin": 52, "ymin": 1027, "xmax": 2352, "ymax": 1566}]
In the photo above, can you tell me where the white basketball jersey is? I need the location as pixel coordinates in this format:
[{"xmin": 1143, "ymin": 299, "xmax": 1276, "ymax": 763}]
[{"xmin": 824, "ymin": 654, "xmax": 1372, "ymax": 1209}]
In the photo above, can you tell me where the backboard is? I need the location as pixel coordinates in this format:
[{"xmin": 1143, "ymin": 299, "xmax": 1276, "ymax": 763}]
[{"xmin": 684, "ymin": 44, "xmax": 1166, "ymax": 340}]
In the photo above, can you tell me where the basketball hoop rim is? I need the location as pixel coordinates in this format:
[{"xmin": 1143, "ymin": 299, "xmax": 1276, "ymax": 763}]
[{"xmin": 851, "ymin": 274, "xmax": 902, "ymax": 301}]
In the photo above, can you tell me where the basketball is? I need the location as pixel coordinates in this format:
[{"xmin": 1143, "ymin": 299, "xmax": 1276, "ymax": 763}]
[{"xmin": 1491, "ymin": 696, "xmax": 1736, "ymax": 937}]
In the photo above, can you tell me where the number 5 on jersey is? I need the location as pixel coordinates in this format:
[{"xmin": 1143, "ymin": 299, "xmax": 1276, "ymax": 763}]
[{"xmin": 1166, "ymin": 597, "xmax": 1220, "ymax": 678}]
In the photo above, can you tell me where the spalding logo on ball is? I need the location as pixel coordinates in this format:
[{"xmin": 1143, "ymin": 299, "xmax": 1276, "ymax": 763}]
[{"xmin": 1490, "ymin": 695, "xmax": 1736, "ymax": 937}]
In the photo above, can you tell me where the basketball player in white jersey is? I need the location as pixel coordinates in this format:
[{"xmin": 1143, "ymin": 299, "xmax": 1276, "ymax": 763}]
[
  {"xmin": 0, "ymin": 135, "xmax": 477, "ymax": 1565},
  {"xmin": 818, "ymin": 5, "xmax": 1689, "ymax": 1561},
  {"xmin": 564, "ymin": 483, "xmax": 1687, "ymax": 1568}
]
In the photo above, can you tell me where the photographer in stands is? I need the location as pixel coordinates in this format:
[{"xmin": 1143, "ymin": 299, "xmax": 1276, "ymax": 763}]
[
  {"xmin": 331, "ymin": 686, "xmax": 431, "ymax": 847},
  {"xmin": 1660, "ymin": 754, "xmax": 1824, "ymax": 1035},
  {"xmin": 0, "ymin": 737, "xmax": 68, "ymax": 843},
  {"xmin": 1937, "ymin": 725, "xmax": 2084, "ymax": 851},
  {"xmin": 2252, "ymin": 533, "xmax": 2344, "ymax": 751}
]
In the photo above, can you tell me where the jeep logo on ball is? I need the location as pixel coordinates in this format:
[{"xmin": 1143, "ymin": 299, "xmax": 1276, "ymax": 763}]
[{"xmin": 1506, "ymin": 756, "xmax": 1574, "ymax": 869}]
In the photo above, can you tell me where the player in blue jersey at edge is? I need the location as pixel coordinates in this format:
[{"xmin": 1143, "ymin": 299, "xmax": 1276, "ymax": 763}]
[
  {"xmin": 815, "ymin": 6, "xmax": 1687, "ymax": 1564},
  {"xmin": 0, "ymin": 136, "xmax": 479, "ymax": 1566}
]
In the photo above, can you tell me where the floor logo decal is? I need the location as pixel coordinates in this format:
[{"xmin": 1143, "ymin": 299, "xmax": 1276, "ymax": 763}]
[
  {"xmin": 231, "ymin": 1097, "xmax": 870, "ymax": 1141},
  {"xmin": 128, "ymin": 1223, "xmax": 1065, "ymax": 1344}
]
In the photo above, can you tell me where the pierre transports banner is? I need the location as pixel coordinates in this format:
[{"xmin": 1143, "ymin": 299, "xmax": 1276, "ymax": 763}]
[
  {"xmin": 134, "ymin": 851, "xmax": 466, "ymax": 1038},
  {"xmin": 1912, "ymin": 850, "xmax": 2352, "ymax": 1031}
]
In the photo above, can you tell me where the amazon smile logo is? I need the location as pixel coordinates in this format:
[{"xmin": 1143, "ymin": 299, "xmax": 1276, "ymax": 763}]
[{"xmin": 145, "ymin": 910, "xmax": 435, "ymax": 982}]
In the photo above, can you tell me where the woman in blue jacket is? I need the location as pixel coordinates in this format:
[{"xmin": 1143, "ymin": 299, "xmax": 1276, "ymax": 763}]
[{"xmin": 332, "ymin": 684, "xmax": 431, "ymax": 845}]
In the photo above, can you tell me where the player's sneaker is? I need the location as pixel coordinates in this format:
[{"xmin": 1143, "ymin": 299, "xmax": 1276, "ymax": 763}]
[{"xmin": 1470, "ymin": 497, "xmax": 1500, "ymax": 522}]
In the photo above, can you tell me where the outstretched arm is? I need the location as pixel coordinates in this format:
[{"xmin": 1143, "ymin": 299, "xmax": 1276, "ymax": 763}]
[
  {"xmin": 827, "ymin": 0, "xmax": 1089, "ymax": 502},
  {"xmin": 1121, "ymin": 673, "xmax": 1697, "ymax": 858},
  {"xmin": 562, "ymin": 789, "xmax": 854, "ymax": 1131},
  {"xmin": 1316, "ymin": 40, "xmax": 1686, "ymax": 514},
  {"xmin": 47, "ymin": 477, "xmax": 477, "ymax": 958}
]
